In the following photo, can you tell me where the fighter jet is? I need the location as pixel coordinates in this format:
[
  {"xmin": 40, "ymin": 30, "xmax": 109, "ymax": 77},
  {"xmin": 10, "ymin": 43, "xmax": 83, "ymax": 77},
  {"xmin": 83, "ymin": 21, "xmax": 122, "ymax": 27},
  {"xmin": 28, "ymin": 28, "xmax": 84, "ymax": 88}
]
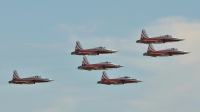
[
  {"xmin": 78, "ymin": 56, "xmax": 123, "ymax": 71},
  {"xmin": 97, "ymin": 71, "xmax": 142, "ymax": 85},
  {"xmin": 71, "ymin": 41, "xmax": 118, "ymax": 55},
  {"xmin": 136, "ymin": 29, "xmax": 184, "ymax": 44},
  {"xmin": 143, "ymin": 44, "xmax": 190, "ymax": 57},
  {"xmin": 8, "ymin": 70, "xmax": 54, "ymax": 84}
]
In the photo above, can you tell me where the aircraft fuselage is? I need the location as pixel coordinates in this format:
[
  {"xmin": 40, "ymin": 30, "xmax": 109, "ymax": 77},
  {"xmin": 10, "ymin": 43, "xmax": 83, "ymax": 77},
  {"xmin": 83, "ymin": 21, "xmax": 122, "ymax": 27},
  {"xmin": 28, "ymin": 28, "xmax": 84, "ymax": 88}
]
[
  {"xmin": 137, "ymin": 37, "xmax": 184, "ymax": 44},
  {"xmin": 78, "ymin": 63, "xmax": 123, "ymax": 71},
  {"xmin": 9, "ymin": 77, "xmax": 53, "ymax": 84},
  {"xmin": 143, "ymin": 49, "xmax": 190, "ymax": 57},
  {"xmin": 71, "ymin": 48, "xmax": 117, "ymax": 55},
  {"xmin": 98, "ymin": 78, "xmax": 142, "ymax": 85}
]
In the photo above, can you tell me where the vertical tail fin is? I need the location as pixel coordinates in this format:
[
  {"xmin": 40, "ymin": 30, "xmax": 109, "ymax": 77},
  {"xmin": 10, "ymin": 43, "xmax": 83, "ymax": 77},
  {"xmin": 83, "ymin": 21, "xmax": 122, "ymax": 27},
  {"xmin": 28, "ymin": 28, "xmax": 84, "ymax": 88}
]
[
  {"xmin": 147, "ymin": 44, "xmax": 155, "ymax": 52},
  {"xmin": 82, "ymin": 56, "xmax": 90, "ymax": 66},
  {"xmin": 141, "ymin": 29, "xmax": 149, "ymax": 40},
  {"xmin": 101, "ymin": 71, "xmax": 109, "ymax": 80},
  {"xmin": 13, "ymin": 70, "xmax": 20, "ymax": 79},
  {"xmin": 75, "ymin": 41, "xmax": 83, "ymax": 51}
]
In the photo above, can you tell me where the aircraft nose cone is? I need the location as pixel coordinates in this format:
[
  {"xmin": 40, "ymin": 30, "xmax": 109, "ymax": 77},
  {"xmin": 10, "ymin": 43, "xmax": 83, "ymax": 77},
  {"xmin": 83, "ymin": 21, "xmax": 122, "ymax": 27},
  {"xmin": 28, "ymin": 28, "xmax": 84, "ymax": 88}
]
[
  {"xmin": 118, "ymin": 65, "xmax": 124, "ymax": 68},
  {"xmin": 178, "ymin": 38, "xmax": 185, "ymax": 41},
  {"xmin": 137, "ymin": 80, "xmax": 143, "ymax": 82},
  {"xmin": 97, "ymin": 81, "xmax": 101, "ymax": 84},
  {"xmin": 49, "ymin": 79, "xmax": 54, "ymax": 82},
  {"xmin": 184, "ymin": 51, "xmax": 190, "ymax": 54},
  {"xmin": 143, "ymin": 53, "xmax": 147, "ymax": 56},
  {"xmin": 112, "ymin": 50, "xmax": 118, "ymax": 53}
]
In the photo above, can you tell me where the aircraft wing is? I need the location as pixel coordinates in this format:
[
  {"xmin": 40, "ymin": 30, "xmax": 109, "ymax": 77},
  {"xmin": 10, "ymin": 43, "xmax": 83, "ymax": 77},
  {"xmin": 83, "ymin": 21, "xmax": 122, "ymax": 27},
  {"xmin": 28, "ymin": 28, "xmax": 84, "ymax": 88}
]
[
  {"xmin": 15, "ymin": 81, "xmax": 34, "ymax": 84},
  {"xmin": 103, "ymin": 68, "xmax": 114, "ymax": 70},
  {"xmin": 108, "ymin": 80, "xmax": 118, "ymax": 83},
  {"xmin": 149, "ymin": 40, "xmax": 161, "ymax": 42},
  {"xmin": 15, "ymin": 81, "xmax": 29, "ymax": 83},
  {"xmin": 151, "ymin": 52, "xmax": 165, "ymax": 55},
  {"xmin": 108, "ymin": 80, "xmax": 120, "ymax": 84},
  {"xmin": 78, "ymin": 51, "xmax": 97, "ymax": 54},
  {"xmin": 152, "ymin": 52, "xmax": 170, "ymax": 57}
]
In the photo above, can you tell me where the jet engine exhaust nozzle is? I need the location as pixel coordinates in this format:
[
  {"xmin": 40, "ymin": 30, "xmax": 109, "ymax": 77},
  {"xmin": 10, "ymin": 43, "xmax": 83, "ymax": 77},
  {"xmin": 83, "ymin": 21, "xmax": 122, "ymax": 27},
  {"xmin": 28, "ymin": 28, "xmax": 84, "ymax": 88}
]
[
  {"xmin": 136, "ymin": 40, "xmax": 140, "ymax": 43},
  {"xmin": 78, "ymin": 66, "xmax": 82, "ymax": 69},
  {"xmin": 143, "ymin": 53, "xmax": 147, "ymax": 56},
  {"xmin": 71, "ymin": 52, "xmax": 76, "ymax": 55}
]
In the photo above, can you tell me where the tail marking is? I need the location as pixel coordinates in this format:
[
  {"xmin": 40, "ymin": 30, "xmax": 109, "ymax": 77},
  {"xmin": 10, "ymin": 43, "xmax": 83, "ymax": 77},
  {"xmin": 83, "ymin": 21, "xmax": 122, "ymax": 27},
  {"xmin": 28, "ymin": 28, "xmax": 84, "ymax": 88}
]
[
  {"xmin": 141, "ymin": 29, "xmax": 149, "ymax": 40},
  {"xmin": 82, "ymin": 56, "xmax": 89, "ymax": 65},
  {"xmin": 101, "ymin": 71, "xmax": 109, "ymax": 80},
  {"xmin": 75, "ymin": 41, "xmax": 83, "ymax": 51},
  {"xmin": 13, "ymin": 70, "xmax": 20, "ymax": 79},
  {"xmin": 147, "ymin": 44, "xmax": 155, "ymax": 52}
]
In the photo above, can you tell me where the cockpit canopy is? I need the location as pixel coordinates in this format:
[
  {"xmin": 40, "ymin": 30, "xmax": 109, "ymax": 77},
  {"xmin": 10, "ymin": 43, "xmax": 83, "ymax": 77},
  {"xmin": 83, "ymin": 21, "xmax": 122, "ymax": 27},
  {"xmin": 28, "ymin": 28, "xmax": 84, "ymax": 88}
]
[
  {"xmin": 163, "ymin": 35, "xmax": 172, "ymax": 37},
  {"xmin": 122, "ymin": 76, "xmax": 131, "ymax": 79},
  {"xmin": 34, "ymin": 76, "xmax": 41, "ymax": 78},
  {"xmin": 98, "ymin": 46, "xmax": 106, "ymax": 49},
  {"xmin": 104, "ymin": 61, "xmax": 111, "ymax": 64},
  {"xmin": 169, "ymin": 48, "xmax": 178, "ymax": 51}
]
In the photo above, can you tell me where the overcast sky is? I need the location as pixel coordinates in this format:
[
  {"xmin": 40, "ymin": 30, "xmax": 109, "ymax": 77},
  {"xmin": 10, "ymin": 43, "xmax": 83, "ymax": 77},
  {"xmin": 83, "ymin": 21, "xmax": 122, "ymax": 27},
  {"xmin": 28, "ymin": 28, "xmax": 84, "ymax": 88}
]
[{"xmin": 0, "ymin": 1, "xmax": 200, "ymax": 112}]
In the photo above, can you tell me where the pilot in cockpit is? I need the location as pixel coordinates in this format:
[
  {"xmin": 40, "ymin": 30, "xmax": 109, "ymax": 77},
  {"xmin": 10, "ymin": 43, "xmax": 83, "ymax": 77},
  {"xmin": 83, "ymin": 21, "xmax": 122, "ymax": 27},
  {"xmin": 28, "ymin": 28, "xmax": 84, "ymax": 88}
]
[
  {"xmin": 99, "ymin": 46, "xmax": 105, "ymax": 49},
  {"xmin": 124, "ymin": 76, "xmax": 130, "ymax": 78},
  {"xmin": 165, "ymin": 34, "xmax": 172, "ymax": 37},
  {"xmin": 171, "ymin": 48, "xmax": 177, "ymax": 50}
]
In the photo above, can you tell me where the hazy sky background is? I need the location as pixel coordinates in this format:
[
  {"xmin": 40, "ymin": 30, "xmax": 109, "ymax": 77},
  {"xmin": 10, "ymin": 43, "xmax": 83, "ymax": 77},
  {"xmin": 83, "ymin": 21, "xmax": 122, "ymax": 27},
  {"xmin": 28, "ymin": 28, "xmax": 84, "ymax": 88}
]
[{"xmin": 0, "ymin": 1, "xmax": 200, "ymax": 112}]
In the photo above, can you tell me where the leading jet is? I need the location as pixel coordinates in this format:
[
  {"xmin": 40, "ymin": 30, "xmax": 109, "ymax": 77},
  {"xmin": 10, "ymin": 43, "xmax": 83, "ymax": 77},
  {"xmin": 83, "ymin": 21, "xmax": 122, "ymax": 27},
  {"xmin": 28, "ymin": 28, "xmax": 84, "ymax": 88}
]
[
  {"xmin": 71, "ymin": 41, "xmax": 118, "ymax": 55},
  {"xmin": 78, "ymin": 56, "xmax": 123, "ymax": 71},
  {"xmin": 143, "ymin": 44, "xmax": 190, "ymax": 57},
  {"xmin": 136, "ymin": 29, "xmax": 184, "ymax": 44},
  {"xmin": 8, "ymin": 70, "xmax": 54, "ymax": 84},
  {"xmin": 97, "ymin": 71, "xmax": 142, "ymax": 85}
]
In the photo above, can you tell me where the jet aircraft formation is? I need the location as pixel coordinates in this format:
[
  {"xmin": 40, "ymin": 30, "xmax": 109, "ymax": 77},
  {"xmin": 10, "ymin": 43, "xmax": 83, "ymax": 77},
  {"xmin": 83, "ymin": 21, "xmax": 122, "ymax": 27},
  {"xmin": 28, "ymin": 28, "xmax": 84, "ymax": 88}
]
[
  {"xmin": 71, "ymin": 41, "xmax": 141, "ymax": 85},
  {"xmin": 7, "ymin": 29, "xmax": 189, "ymax": 85},
  {"xmin": 137, "ymin": 29, "xmax": 190, "ymax": 57}
]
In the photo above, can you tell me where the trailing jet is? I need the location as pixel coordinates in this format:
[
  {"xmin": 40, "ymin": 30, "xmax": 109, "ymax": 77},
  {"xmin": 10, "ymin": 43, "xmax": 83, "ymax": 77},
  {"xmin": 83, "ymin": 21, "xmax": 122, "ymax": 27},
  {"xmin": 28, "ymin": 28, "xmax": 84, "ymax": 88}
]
[
  {"xmin": 8, "ymin": 70, "xmax": 54, "ymax": 84},
  {"xmin": 78, "ymin": 56, "xmax": 123, "ymax": 71},
  {"xmin": 71, "ymin": 41, "xmax": 118, "ymax": 55},
  {"xmin": 97, "ymin": 71, "xmax": 142, "ymax": 85},
  {"xmin": 136, "ymin": 29, "xmax": 184, "ymax": 44},
  {"xmin": 143, "ymin": 44, "xmax": 190, "ymax": 57}
]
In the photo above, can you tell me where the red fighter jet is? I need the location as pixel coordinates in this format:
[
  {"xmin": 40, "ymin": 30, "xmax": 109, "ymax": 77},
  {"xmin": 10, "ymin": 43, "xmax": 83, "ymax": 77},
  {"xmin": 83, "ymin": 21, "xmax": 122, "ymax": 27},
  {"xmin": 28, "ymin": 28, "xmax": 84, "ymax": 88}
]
[
  {"xmin": 143, "ymin": 44, "xmax": 190, "ymax": 57},
  {"xmin": 78, "ymin": 56, "xmax": 123, "ymax": 71},
  {"xmin": 97, "ymin": 71, "xmax": 142, "ymax": 85},
  {"xmin": 136, "ymin": 29, "xmax": 185, "ymax": 44},
  {"xmin": 71, "ymin": 41, "xmax": 118, "ymax": 55},
  {"xmin": 8, "ymin": 70, "xmax": 54, "ymax": 84}
]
